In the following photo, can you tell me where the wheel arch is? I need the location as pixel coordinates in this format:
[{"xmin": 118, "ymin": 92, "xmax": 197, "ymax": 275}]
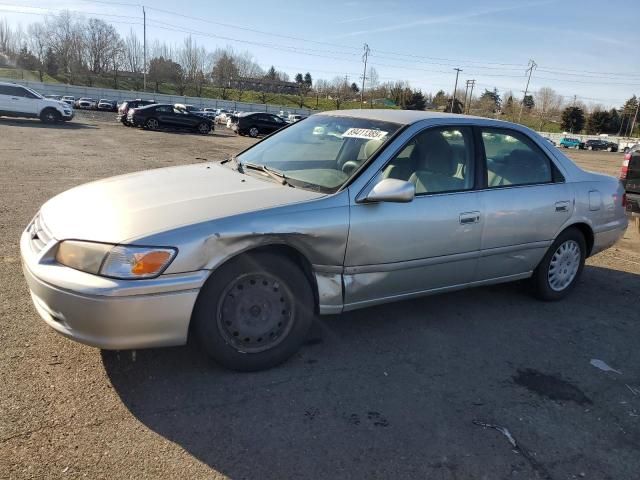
[
  {"xmin": 561, "ymin": 222, "xmax": 594, "ymax": 257},
  {"xmin": 191, "ymin": 242, "xmax": 320, "ymax": 333}
]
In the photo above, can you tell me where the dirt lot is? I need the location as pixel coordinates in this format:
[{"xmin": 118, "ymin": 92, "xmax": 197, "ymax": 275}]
[{"xmin": 1, "ymin": 112, "xmax": 639, "ymax": 480}]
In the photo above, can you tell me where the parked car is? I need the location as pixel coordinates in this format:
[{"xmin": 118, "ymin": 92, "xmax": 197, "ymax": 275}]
[
  {"xmin": 288, "ymin": 114, "xmax": 306, "ymax": 123},
  {"xmin": 232, "ymin": 112, "xmax": 287, "ymax": 137},
  {"xmin": 174, "ymin": 103, "xmax": 214, "ymax": 119},
  {"xmin": 97, "ymin": 99, "xmax": 116, "ymax": 111},
  {"xmin": 61, "ymin": 96, "xmax": 75, "ymax": 106},
  {"xmin": 77, "ymin": 98, "xmax": 97, "ymax": 109},
  {"xmin": 583, "ymin": 139, "xmax": 618, "ymax": 152},
  {"xmin": 215, "ymin": 109, "xmax": 232, "ymax": 123},
  {"xmin": 621, "ymin": 148, "xmax": 640, "ymax": 223},
  {"xmin": 117, "ymin": 99, "xmax": 156, "ymax": 125},
  {"xmin": 0, "ymin": 82, "xmax": 74, "ymax": 122},
  {"xmin": 20, "ymin": 110, "xmax": 628, "ymax": 371},
  {"xmin": 559, "ymin": 137, "xmax": 582, "ymax": 149},
  {"xmin": 45, "ymin": 94, "xmax": 62, "ymax": 101},
  {"xmin": 127, "ymin": 103, "xmax": 213, "ymax": 134}
]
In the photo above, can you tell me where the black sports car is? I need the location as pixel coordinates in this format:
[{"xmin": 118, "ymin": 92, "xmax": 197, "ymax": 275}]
[{"xmin": 128, "ymin": 103, "xmax": 214, "ymax": 134}]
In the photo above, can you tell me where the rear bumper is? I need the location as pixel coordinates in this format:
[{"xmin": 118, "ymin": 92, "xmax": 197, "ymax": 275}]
[{"xmin": 591, "ymin": 223, "xmax": 628, "ymax": 256}]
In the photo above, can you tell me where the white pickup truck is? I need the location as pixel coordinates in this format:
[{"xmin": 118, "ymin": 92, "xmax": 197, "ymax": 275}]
[{"xmin": 0, "ymin": 82, "xmax": 74, "ymax": 123}]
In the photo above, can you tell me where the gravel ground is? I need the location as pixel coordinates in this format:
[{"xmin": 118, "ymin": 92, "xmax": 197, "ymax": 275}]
[{"xmin": 1, "ymin": 112, "xmax": 639, "ymax": 480}]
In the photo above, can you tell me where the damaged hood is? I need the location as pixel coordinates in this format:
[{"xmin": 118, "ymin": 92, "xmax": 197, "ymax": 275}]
[{"xmin": 40, "ymin": 163, "xmax": 323, "ymax": 243}]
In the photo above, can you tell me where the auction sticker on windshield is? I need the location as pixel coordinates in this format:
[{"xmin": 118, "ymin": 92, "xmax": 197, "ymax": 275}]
[{"xmin": 342, "ymin": 128, "xmax": 388, "ymax": 140}]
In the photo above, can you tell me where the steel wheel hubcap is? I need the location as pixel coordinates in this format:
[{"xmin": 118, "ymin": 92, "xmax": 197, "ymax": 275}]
[
  {"xmin": 548, "ymin": 240, "xmax": 581, "ymax": 291},
  {"xmin": 217, "ymin": 273, "xmax": 294, "ymax": 353}
]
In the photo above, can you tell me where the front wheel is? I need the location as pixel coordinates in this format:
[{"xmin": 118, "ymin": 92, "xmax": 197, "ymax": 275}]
[
  {"xmin": 531, "ymin": 228, "xmax": 586, "ymax": 301},
  {"xmin": 607, "ymin": 146, "xmax": 613, "ymax": 152},
  {"xmin": 193, "ymin": 252, "xmax": 315, "ymax": 371},
  {"xmin": 40, "ymin": 109, "xmax": 61, "ymax": 123}
]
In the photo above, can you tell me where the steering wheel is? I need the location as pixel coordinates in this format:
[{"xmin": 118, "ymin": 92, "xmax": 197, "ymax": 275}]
[{"xmin": 341, "ymin": 160, "xmax": 360, "ymax": 175}]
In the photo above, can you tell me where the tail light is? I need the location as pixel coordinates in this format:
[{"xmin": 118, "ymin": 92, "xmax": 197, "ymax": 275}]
[{"xmin": 620, "ymin": 156, "xmax": 630, "ymax": 179}]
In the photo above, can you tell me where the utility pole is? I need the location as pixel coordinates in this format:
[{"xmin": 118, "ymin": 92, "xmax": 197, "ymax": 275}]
[
  {"xmin": 143, "ymin": 6, "xmax": 147, "ymax": 91},
  {"xmin": 463, "ymin": 79, "xmax": 475, "ymax": 114},
  {"xmin": 463, "ymin": 80, "xmax": 470, "ymax": 113},
  {"xmin": 360, "ymin": 43, "xmax": 370, "ymax": 109},
  {"xmin": 466, "ymin": 80, "xmax": 476, "ymax": 114},
  {"xmin": 630, "ymin": 96, "xmax": 639, "ymax": 138},
  {"xmin": 451, "ymin": 68, "xmax": 462, "ymax": 113},
  {"xmin": 518, "ymin": 59, "xmax": 536, "ymax": 123}
]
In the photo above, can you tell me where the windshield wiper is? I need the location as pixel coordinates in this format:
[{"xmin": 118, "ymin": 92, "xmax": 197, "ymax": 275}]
[{"xmin": 242, "ymin": 162, "xmax": 290, "ymax": 186}]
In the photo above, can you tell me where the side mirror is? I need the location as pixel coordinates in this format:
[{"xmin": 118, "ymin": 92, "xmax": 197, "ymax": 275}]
[{"xmin": 364, "ymin": 178, "xmax": 415, "ymax": 203}]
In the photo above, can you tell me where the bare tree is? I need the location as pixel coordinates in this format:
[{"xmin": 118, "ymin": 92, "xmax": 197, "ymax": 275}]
[
  {"xmin": 534, "ymin": 87, "xmax": 563, "ymax": 130},
  {"xmin": 124, "ymin": 28, "xmax": 143, "ymax": 74},
  {"xmin": 27, "ymin": 23, "xmax": 47, "ymax": 81},
  {"xmin": 84, "ymin": 18, "xmax": 120, "ymax": 74},
  {"xmin": 44, "ymin": 12, "xmax": 86, "ymax": 83},
  {"xmin": 329, "ymin": 76, "xmax": 350, "ymax": 109}
]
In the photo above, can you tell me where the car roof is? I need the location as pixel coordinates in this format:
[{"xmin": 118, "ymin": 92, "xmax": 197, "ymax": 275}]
[{"xmin": 318, "ymin": 109, "xmax": 489, "ymax": 126}]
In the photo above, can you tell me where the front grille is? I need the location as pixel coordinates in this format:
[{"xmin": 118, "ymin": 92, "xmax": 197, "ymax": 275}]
[{"xmin": 29, "ymin": 214, "xmax": 53, "ymax": 254}]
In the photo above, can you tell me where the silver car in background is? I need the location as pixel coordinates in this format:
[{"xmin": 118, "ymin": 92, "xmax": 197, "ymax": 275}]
[{"xmin": 21, "ymin": 110, "xmax": 628, "ymax": 371}]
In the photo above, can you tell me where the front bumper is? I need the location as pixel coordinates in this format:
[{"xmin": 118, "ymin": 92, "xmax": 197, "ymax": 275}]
[{"xmin": 20, "ymin": 225, "xmax": 208, "ymax": 350}]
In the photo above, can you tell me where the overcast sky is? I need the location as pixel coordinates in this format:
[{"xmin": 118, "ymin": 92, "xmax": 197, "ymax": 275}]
[{"xmin": 1, "ymin": 0, "xmax": 639, "ymax": 108}]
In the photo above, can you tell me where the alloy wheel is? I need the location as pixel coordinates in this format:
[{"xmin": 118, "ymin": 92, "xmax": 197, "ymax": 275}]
[
  {"xmin": 249, "ymin": 127, "xmax": 259, "ymax": 137},
  {"xmin": 146, "ymin": 118, "xmax": 159, "ymax": 130}
]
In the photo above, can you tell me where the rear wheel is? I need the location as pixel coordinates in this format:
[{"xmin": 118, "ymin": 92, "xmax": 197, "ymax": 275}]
[
  {"xmin": 196, "ymin": 122, "xmax": 211, "ymax": 135},
  {"xmin": 531, "ymin": 227, "xmax": 586, "ymax": 301},
  {"xmin": 40, "ymin": 108, "xmax": 60, "ymax": 123},
  {"xmin": 193, "ymin": 252, "xmax": 315, "ymax": 371},
  {"xmin": 249, "ymin": 126, "xmax": 260, "ymax": 138},
  {"xmin": 607, "ymin": 146, "xmax": 613, "ymax": 152},
  {"xmin": 588, "ymin": 146, "xmax": 593, "ymax": 151},
  {"xmin": 145, "ymin": 118, "xmax": 159, "ymax": 130}
]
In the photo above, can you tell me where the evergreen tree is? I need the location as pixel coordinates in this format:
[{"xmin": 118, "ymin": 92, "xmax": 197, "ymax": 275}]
[
  {"xmin": 405, "ymin": 90, "xmax": 426, "ymax": 110},
  {"xmin": 561, "ymin": 106, "xmax": 586, "ymax": 133}
]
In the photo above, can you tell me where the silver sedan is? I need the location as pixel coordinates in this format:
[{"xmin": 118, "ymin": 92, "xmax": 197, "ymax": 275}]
[{"xmin": 21, "ymin": 110, "xmax": 628, "ymax": 371}]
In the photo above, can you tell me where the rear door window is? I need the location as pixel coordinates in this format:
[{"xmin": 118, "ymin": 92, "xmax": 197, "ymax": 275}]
[{"xmin": 481, "ymin": 129, "xmax": 554, "ymax": 187}]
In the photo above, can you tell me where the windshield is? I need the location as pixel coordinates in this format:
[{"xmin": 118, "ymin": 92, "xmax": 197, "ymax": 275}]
[
  {"xmin": 235, "ymin": 115, "xmax": 401, "ymax": 193},
  {"xmin": 25, "ymin": 87, "xmax": 43, "ymax": 99}
]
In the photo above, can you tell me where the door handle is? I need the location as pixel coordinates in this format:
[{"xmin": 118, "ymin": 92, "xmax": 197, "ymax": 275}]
[
  {"xmin": 459, "ymin": 211, "xmax": 480, "ymax": 224},
  {"xmin": 555, "ymin": 201, "xmax": 570, "ymax": 212}
]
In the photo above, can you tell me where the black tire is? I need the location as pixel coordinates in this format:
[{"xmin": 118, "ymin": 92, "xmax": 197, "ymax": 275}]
[
  {"xmin": 531, "ymin": 227, "xmax": 586, "ymax": 301},
  {"xmin": 196, "ymin": 122, "xmax": 211, "ymax": 135},
  {"xmin": 144, "ymin": 118, "xmax": 159, "ymax": 130},
  {"xmin": 40, "ymin": 108, "xmax": 60, "ymax": 123},
  {"xmin": 193, "ymin": 252, "xmax": 315, "ymax": 371},
  {"xmin": 248, "ymin": 126, "xmax": 260, "ymax": 138}
]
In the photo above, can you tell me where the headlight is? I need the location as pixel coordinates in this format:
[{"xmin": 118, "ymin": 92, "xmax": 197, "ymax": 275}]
[{"xmin": 55, "ymin": 241, "xmax": 176, "ymax": 279}]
